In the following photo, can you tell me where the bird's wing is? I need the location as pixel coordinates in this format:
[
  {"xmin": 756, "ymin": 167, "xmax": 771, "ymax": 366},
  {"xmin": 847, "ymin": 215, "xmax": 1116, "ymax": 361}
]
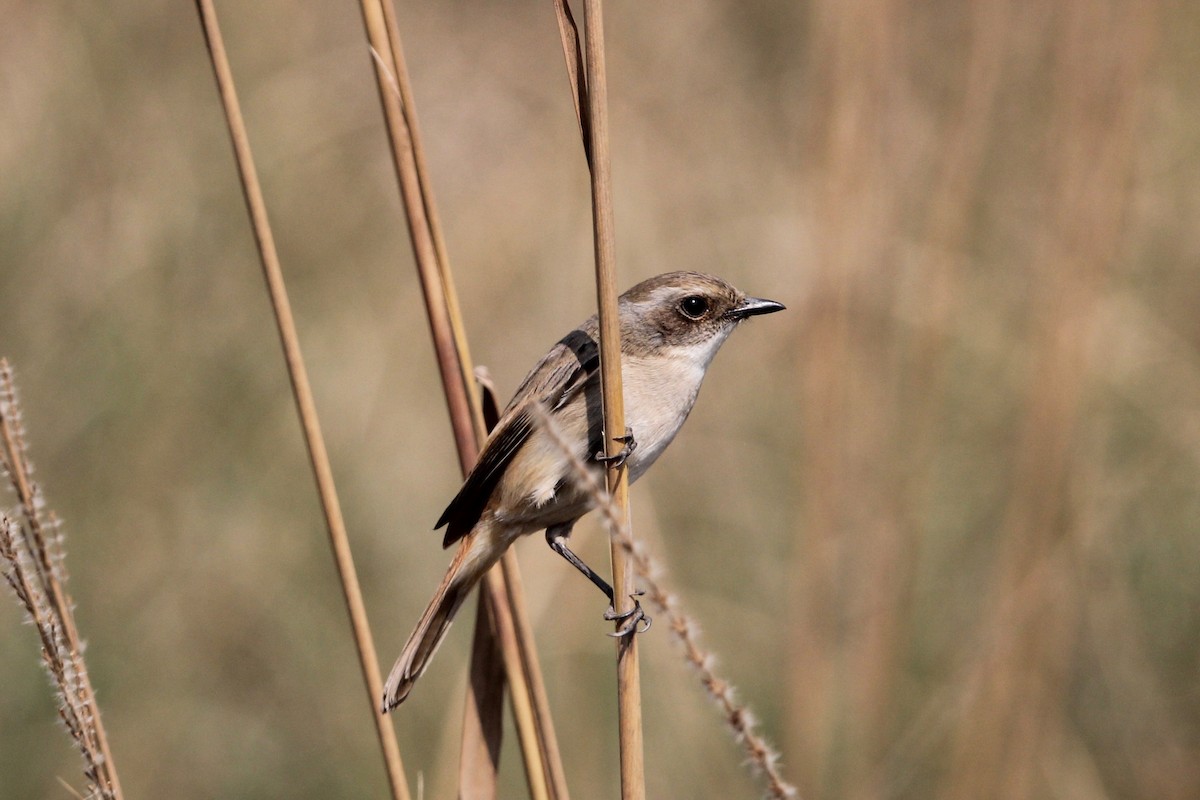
[{"xmin": 437, "ymin": 328, "xmax": 599, "ymax": 547}]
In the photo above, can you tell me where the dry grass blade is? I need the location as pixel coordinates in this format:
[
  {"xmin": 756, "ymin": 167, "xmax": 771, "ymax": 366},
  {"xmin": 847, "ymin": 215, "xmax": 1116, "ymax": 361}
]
[
  {"xmin": 460, "ymin": 582, "xmax": 506, "ymax": 797},
  {"xmin": 357, "ymin": 3, "xmax": 568, "ymax": 797},
  {"xmin": 528, "ymin": 404, "xmax": 799, "ymax": 800},
  {"xmin": 551, "ymin": 0, "xmax": 591, "ymax": 162},
  {"xmin": 0, "ymin": 359, "xmax": 124, "ymax": 800},
  {"xmin": 192, "ymin": 3, "xmax": 411, "ymax": 798}
]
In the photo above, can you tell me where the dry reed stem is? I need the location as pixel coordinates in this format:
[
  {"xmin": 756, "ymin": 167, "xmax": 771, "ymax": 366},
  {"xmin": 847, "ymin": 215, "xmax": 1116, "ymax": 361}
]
[
  {"xmin": 357, "ymin": 5, "xmax": 569, "ymax": 797},
  {"xmin": 528, "ymin": 403, "xmax": 799, "ymax": 800},
  {"xmin": 574, "ymin": 2, "xmax": 646, "ymax": 797},
  {"xmin": 0, "ymin": 359, "xmax": 124, "ymax": 800},
  {"xmin": 192, "ymin": 4, "xmax": 411, "ymax": 798}
]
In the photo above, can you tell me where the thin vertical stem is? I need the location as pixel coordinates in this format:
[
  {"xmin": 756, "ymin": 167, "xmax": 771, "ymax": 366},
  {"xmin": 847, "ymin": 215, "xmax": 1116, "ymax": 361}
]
[
  {"xmin": 357, "ymin": 3, "xmax": 568, "ymax": 797},
  {"xmin": 193, "ymin": 3, "xmax": 410, "ymax": 798},
  {"xmin": 580, "ymin": 1, "xmax": 646, "ymax": 797}
]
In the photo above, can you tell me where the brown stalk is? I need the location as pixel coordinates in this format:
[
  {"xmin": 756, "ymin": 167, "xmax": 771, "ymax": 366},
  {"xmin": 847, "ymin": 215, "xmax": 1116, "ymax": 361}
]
[
  {"xmin": 1, "ymin": 360, "xmax": 124, "ymax": 800},
  {"xmin": 577, "ymin": 1, "xmax": 646, "ymax": 797},
  {"xmin": 357, "ymin": 3, "xmax": 569, "ymax": 798},
  {"xmin": 192, "ymin": 3, "xmax": 411, "ymax": 798}
]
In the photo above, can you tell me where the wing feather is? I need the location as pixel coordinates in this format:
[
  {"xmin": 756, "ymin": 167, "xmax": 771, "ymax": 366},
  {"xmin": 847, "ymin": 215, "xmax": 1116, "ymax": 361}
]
[{"xmin": 438, "ymin": 327, "xmax": 599, "ymax": 547}]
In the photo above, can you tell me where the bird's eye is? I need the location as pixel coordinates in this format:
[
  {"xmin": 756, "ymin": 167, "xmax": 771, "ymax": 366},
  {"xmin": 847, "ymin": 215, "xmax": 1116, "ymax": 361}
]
[{"xmin": 679, "ymin": 295, "xmax": 710, "ymax": 319}]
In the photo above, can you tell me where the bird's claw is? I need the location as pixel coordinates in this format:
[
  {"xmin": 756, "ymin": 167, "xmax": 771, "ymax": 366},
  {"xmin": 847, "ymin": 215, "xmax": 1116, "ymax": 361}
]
[
  {"xmin": 596, "ymin": 427, "xmax": 638, "ymax": 469},
  {"xmin": 604, "ymin": 591, "xmax": 651, "ymax": 637}
]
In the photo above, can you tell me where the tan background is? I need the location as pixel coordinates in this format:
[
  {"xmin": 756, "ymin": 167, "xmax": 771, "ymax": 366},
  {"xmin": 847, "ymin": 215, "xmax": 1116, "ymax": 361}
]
[{"xmin": 1, "ymin": 1, "xmax": 1197, "ymax": 798}]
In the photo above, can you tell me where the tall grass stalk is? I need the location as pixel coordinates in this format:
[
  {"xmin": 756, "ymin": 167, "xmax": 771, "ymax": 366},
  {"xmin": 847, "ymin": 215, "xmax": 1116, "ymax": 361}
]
[
  {"xmin": 192, "ymin": 3, "xmax": 411, "ymax": 797},
  {"xmin": 576, "ymin": 1, "xmax": 646, "ymax": 797},
  {"xmin": 355, "ymin": 2, "xmax": 569, "ymax": 796}
]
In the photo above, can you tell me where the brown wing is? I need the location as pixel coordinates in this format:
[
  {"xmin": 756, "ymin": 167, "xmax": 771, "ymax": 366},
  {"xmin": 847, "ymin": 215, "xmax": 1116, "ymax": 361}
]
[{"xmin": 437, "ymin": 327, "xmax": 599, "ymax": 547}]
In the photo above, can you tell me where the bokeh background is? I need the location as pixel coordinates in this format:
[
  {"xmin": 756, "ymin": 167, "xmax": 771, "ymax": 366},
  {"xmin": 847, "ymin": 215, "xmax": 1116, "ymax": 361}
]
[{"xmin": 2, "ymin": 0, "xmax": 1198, "ymax": 797}]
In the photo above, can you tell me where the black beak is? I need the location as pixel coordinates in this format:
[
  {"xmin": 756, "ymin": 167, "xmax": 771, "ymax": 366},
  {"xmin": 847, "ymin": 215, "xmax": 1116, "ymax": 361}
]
[{"xmin": 727, "ymin": 296, "xmax": 786, "ymax": 320}]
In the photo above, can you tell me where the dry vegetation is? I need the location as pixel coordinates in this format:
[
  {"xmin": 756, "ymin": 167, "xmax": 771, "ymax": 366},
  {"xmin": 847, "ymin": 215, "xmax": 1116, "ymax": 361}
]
[{"xmin": 2, "ymin": 0, "xmax": 1198, "ymax": 798}]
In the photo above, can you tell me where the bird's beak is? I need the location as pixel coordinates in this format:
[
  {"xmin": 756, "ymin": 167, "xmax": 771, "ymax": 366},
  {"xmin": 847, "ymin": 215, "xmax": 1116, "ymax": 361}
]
[{"xmin": 726, "ymin": 296, "xmax": 786, "ymax": 320}]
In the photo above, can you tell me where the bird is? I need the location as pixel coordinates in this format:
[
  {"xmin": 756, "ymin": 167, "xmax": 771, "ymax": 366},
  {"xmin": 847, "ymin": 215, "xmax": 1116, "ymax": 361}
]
[{"xmin": 382, "ymin": 271, "xmax": 785, "ymax": 711}]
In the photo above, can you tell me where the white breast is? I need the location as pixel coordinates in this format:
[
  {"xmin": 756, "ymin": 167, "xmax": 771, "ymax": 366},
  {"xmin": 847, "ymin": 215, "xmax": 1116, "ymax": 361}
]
[{"xmin": 623, "ymin": 333, "xmax": 730, "ymax": 482}]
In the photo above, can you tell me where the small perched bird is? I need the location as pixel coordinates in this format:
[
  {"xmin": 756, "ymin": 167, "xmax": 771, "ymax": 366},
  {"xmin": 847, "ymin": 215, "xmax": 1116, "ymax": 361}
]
[{"xmin": 382, "ymin": 271, "xmax": 784, "ymax": 711}]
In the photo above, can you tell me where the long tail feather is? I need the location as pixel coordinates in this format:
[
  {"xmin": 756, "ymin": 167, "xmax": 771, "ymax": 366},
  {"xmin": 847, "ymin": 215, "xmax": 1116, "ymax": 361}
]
[{"xmin": 381, "ymin": 534, "xmax": 495, "ymax": 711}]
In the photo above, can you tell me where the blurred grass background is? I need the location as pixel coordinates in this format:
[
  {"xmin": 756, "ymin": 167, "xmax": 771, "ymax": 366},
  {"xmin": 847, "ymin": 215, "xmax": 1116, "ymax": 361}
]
[{"xmin": 2, "ymin": 0, "xmax": 1198, "ymax": 797}]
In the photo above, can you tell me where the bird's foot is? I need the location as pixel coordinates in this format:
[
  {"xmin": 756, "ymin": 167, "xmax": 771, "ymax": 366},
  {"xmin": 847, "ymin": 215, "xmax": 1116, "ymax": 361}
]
[
  {"xmin": 596, "ymin": 427, "xmax": 638, "ymax": 469},
  {"xmin": 604, "ymin": 591, "xmax": 652, "ymax": 637}
]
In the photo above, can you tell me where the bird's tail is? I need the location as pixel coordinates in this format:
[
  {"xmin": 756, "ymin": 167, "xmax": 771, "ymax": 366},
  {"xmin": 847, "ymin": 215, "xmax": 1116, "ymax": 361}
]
[{"xmin": 381, "ymin": 529, "xmax": 497, "ymax": 711}]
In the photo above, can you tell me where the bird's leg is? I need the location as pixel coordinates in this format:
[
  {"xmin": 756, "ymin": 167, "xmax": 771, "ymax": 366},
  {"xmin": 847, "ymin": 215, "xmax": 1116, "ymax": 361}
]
[
  {"xmin": 595, "ymin": 426, "xmax": 638, "ymax": 469},
  {"xmin": 545, "ymin": 523, "xmax": 651, "ymax": 637},
  {"xmin": 546, "ymin": 524, "xmax": 613, "ymax": 599}
]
